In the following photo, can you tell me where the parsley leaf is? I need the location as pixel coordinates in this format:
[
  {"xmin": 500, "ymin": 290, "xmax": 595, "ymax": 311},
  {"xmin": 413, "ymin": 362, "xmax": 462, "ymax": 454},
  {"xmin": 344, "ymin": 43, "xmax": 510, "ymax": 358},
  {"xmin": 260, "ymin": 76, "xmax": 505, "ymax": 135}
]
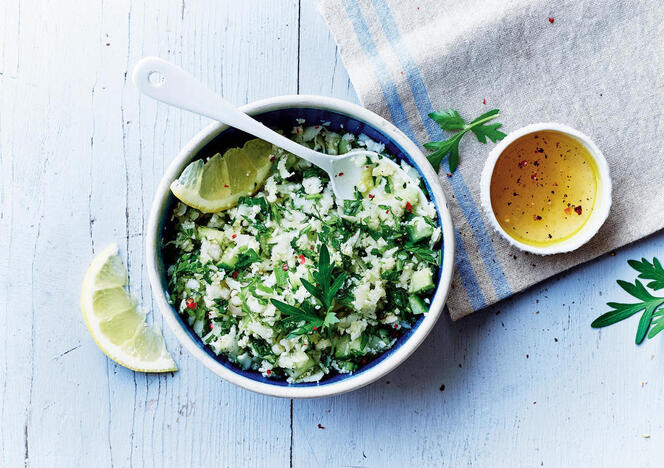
[
  {"xmin": 424, "ymin": 108, "xmax": 506, "ymax": 173},
  {"xmin": 428, "ymin": 109, "xmax": 466, "ymax": 130},
  {"xmin": 591, "ymin": 258, "xmax": 664, "ymax": 344},
  {"xmin": 402, "ymin": 243, "xmax": 441, "ymax": 266},
  {"xmin": 270, "ymin": 300, "xmax": 324, "ymax": 338},
  {"xmin": 238, "ymin": 195, "xmax": 268, "ymax": 212},
  {"xmin": 235, "ymin": 248, "xmax": 261, "ymax": 270},
  {"xmin": 628, "ymin": 257, "xmax": 664, "ymax": 290},
  {"xmin": 270, "ymin": 244, "xmax": 347, "ymax": 339}
]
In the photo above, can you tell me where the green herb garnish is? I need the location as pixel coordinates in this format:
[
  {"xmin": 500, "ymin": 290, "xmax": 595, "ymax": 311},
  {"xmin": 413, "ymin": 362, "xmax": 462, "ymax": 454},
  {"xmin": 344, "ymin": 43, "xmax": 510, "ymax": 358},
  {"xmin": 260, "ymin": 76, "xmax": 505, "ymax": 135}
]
[
  {"xmin": 591, "ymin": 258, "xmax": 664, "ymax": 343},
  {"xmin": 271, "ymin": 244, "xmax": 345, "ymax": 338},
  {"xmin": 424, "ymin": 109, "xmax": 506, "ymax": 173}
]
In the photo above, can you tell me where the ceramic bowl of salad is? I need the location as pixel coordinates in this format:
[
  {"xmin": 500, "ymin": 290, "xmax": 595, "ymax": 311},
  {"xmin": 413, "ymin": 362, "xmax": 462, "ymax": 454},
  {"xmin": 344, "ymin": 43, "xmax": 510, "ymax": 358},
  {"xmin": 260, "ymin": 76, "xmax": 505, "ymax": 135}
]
[{"xmin": 146, "ymin": 94, "xmax": 455, "ymax": 398}]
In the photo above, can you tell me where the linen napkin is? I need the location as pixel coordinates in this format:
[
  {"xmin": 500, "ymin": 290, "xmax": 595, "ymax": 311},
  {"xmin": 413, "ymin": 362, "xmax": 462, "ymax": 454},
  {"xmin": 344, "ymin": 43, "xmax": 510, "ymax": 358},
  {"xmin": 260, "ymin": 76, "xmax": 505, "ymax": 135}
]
[{"xmin": 314, "ymin": 0, "xmax": 664, "ymax": 320}]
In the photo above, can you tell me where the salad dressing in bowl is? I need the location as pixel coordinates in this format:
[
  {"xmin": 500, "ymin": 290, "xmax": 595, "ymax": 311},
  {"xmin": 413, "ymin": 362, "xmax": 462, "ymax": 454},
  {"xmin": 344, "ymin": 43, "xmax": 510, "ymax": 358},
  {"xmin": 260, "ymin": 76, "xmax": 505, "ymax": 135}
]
[
  {"xmin": 490, "ymin": 130, "xmax": 598, "ymax": 247},
  {"xmin": 481, "ymin": 123, "xmax": 611, "ymax": 255}
]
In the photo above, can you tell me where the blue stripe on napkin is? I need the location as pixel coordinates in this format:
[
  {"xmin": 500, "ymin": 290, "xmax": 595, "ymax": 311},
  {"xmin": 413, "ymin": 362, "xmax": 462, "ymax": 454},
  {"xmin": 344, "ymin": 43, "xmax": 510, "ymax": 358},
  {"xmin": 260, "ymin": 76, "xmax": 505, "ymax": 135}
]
[
  {"xmin": 340, "ymin": 0, "xmax": 488, "ymax": 309},
  {"xmin": 371, "ymin": 0, "xmax": 512, "ymax": 301},
  {"xmin": 342, "ymin": 0, "xmax": 513, "ymax": 304}
]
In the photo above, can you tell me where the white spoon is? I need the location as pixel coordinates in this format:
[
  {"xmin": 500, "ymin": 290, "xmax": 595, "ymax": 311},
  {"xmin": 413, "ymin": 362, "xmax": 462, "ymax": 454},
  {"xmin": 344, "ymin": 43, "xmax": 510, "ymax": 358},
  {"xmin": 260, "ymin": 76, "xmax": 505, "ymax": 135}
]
[{"xmin": 132, "ymin": 57, "xmax": 416, "ymax": 201}]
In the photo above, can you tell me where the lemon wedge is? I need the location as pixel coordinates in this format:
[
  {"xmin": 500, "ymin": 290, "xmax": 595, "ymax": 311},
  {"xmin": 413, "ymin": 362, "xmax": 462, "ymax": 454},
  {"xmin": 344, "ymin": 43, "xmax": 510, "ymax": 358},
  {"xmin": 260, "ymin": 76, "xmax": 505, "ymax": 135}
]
[
  {"xmin": 170, "ymin": 138, "xmax": 274, "ymax": 213},
  {"xmin": 81, "ymin": 244, "xmax": 177, "ymax": 372}
]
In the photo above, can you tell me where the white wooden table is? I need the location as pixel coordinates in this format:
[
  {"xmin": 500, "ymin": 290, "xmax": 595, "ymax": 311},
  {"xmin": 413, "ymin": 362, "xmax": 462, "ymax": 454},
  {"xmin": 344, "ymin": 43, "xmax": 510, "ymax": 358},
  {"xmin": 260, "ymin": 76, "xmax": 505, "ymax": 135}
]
[{"xmin": 2, "ymin": 1, "xmax": 662, "ymax": 467}]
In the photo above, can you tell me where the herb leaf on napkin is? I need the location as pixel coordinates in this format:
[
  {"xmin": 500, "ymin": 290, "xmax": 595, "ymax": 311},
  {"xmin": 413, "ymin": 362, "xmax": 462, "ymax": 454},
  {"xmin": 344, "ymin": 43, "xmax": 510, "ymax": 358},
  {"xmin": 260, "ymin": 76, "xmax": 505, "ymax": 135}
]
[
  {"xmin": 591, "ymin": 257, "xmax": 664, "ymax": 343},
  {"xmin": 424, "ymin": 108, "xmax": 506, "ymax": 173}
]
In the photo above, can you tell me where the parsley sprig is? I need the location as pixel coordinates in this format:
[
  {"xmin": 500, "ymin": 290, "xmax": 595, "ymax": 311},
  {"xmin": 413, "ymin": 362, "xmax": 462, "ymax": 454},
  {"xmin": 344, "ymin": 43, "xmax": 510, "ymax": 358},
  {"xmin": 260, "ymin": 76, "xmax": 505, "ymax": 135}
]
[
  {"xmin": 591, "ymin": 258, "xmax": 664, "ymax": 343},
  {"xmin": 270, "ymin": 244, "xmax": 345, "ymax": 339},
  {"xmin": 424, "ymin": 109, "xmax": 506, "ymax": 173}
]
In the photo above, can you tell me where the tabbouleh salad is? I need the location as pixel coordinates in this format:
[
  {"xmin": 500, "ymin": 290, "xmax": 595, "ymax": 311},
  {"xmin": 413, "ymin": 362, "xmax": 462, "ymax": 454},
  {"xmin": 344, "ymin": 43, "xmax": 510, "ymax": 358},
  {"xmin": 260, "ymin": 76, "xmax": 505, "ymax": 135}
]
[{"xmin": 165, "ymin": 124, "xmax": 441, "ymax": 383}]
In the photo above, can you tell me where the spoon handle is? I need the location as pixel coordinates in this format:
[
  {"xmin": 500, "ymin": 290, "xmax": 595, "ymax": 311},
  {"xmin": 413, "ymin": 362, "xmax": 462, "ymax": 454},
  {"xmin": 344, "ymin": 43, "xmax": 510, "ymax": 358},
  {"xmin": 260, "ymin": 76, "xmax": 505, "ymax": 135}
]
[{"xmin": 132, "ymin": 57, "xmax": 333, "ymax": 172}]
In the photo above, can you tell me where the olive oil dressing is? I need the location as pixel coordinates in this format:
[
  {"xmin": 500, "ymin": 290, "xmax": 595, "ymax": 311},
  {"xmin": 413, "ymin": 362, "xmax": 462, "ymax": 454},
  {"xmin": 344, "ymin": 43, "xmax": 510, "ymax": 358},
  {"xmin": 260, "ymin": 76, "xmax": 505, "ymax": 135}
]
[{"xmin": 489, "ymin": 131, "xmax": 598, "ymax": 246}]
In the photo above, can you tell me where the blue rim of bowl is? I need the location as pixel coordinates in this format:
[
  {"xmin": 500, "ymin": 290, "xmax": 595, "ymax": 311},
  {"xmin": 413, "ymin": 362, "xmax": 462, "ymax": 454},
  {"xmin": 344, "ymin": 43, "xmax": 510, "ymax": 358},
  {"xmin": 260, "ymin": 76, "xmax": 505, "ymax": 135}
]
[{"xmin": 156, "ymin": 106, "xmax": 445, "ymax": 388}]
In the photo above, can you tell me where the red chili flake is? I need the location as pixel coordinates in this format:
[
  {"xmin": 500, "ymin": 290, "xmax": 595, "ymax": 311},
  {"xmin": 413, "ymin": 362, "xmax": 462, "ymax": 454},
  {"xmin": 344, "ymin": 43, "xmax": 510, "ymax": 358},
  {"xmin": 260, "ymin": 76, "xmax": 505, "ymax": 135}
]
[
  {"xmin": 282, "ymin": 263, "xmax": 289, "ymax": 271},
  {"xmin": 526, "ymin": 354, "xmax": 529, "ymax": 359},
  {"xmin": 548, "ymin": 17, "xmax": 554, "ymax": 24},
  {"xmin": 317, "ymin": 423, "xmax": 325, "ymax": 429},
  {"xmin": 232, "ymin": 270, "xmax": 239, "ymax": 279},
  {"xmin": 224, "ymin": 184, "xmax": 229, "ymax": 188},
  {"xmin": 564, "ymin": 206, "xmax": 572, "ymax": 215},
  {"xmin": 405, "ymin": 201, "xmax": 413, "ymax": 213},
  {"xmin": 446, "ymin": 173, "xmax": 452, "ymax": 177},
  {"xmin": 338, "ymin": 172, "xmax": 344, "ymax": 177},
  {"xmin": 531, "ymin": 172, "xmax": 538, "ymax": 181},
  {"xmin": 482, "ymin": 98, "xmax": 486, "ymax": 105},
  {"xmin": 298, "ymin": 254, "xmax": 306, "ymax": 265},
  {"xmin": 518, "ymin": 160, "xmax": 528, "ymax": 168},
  {"xmin": 393, "ymin": 323, "xmax": 398, "ymax": 329},
  {"xmin": 269, "ymin": 155, "xmax": 275, "ymax": 161},
  {"xmin": 365, "ymin": 166, "xmax": 370, "ymax": 169},
  {"xmin": 574, "ymin": 205, "xmax": 583, "ymax": 215},
  {"xmin": 209, "ymin": 323, "xmax": 213, "ymax": 330},
  {"xmin": 533, "ymin": 401, "xmax": 537, "ymax": 405},
  {"xmin": 313, "ymin": 326, "xmax": 318, "ymax": 331},
  {"xmin": 266, "ymin": 369, "xmax": 272, "ymax": 375},
  {"xmin": 186, "ymin": 298, "xmax": 197, "ymax": 310},
  {"xmin": 385, "ymin": 210, "xmax": 389, "ymax": 214},
  {"xmin": 533, "ymin": 215, "xmax": 542, "ymax": 221},
  {"xmin": 232, "ymin": 234, "xmax": 237, "ymax": 239},
  {"xmin": 368, "ymin": 194, "xmax": 375, "ymax": 199},
  {"xmin": 309, "ymin": 245, "xmax": 314, "ymax": 250},
  {"xmin": 315, "ymin": 125, "xmax": 320, "ymax": 129}
]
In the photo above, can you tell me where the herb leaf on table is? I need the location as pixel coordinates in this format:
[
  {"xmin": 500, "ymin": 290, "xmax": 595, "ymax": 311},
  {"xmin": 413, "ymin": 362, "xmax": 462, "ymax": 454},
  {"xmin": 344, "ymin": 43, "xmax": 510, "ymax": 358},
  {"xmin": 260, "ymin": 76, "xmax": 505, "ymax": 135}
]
[
  {"xmin": 424, "ymin": 108, "xmax": 506, "ymax": 173},
  {"xmin": 628, "ymin": 257, "xmax": 664, "ymax": 290},
  {"xmin": 591, "ymin": 257, "xmax": 664, "ymax": 344},
  {"xmin": 270, "ymin": 244, "xmax": 344, "ymax": 339}
]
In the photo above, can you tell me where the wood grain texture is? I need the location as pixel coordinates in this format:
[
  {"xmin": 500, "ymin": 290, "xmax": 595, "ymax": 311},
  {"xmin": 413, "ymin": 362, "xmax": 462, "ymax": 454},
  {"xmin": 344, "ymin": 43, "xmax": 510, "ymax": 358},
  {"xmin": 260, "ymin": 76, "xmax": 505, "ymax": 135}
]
[{"xmin": 1, "ymin": 1, "xmax": 663, "ymax": 467}]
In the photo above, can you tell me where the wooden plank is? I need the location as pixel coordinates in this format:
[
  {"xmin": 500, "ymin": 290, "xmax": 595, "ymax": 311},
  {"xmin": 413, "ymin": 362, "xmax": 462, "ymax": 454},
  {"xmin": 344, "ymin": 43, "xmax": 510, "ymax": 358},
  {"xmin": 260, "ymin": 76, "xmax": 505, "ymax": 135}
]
[
  {"xmin": 298, "ymin": 1, "xmax": 358, "ymax": 102},
  {"xmin": 0, "ymin": 1, "xmax": 297, "ymax": 466}
]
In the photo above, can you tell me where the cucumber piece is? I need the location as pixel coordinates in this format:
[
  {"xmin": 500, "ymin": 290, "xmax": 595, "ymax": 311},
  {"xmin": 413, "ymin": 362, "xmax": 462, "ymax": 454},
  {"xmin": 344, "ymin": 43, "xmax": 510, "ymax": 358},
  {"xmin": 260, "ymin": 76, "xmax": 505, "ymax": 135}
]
[
  {"xmin": 408, "ymin": 294, "xmax": 429, "ymax": 315},
  {"xmin": 274, "ymin": 267, "xmax": 288, "ymax": 289},
  {"xmin": 410, "ymin": 268, "xmax": 434, "ymax": 293},
  {"xmin": 336, "ymin": 360, "xmax": 358, "ymax": 373},
  {"xmin": 352, "ymin": 165, "xmax": 374, "ymax": 195},
  {"xmin": 289, "ymin": 351, "xmax": 315, "ymax": 379},
  {"xmin": 334, "ymin": 335, "xmax": 364, "ymax": 359},
  {"xmin": 406, "ymin": 217, "xmax": 434, "ymax": 242},
  {"xmin": 198, "ymin": 226, "xmax": 225, "ymax": 243},
  {"xmin": 338, "ymin": 133, "xmax": 355, "ymax": 154},
  {"xmin": 334, "ymin": 335, "xmax": 351, "ymax": 359},
  {"xmin": 218, "ymin": 248, "xmax": 238, "ymax": 269},
  {"xmin": 325, "ymin": 131, "xmax": 341, "ymax": 155}
]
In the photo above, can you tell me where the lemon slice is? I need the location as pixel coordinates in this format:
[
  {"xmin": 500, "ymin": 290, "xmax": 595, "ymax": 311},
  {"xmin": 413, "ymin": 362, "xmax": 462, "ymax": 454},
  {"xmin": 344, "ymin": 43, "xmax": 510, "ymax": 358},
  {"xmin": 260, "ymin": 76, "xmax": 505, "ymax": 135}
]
[
  {"xmin": 170, "ymin": 138, "xmax": 274, "ymax": 212},
  {"xmin": 81, "ymin": 244, "xmax": 177, "ymax": 372}
]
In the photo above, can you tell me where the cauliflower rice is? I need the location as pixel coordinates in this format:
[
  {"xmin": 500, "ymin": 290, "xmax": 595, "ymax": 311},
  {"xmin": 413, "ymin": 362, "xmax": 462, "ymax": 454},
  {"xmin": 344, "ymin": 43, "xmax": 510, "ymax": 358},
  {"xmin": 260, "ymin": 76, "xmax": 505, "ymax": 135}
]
[{"xmin": 165, "ymin": 124, "xmax": 442, "ymax": 383}]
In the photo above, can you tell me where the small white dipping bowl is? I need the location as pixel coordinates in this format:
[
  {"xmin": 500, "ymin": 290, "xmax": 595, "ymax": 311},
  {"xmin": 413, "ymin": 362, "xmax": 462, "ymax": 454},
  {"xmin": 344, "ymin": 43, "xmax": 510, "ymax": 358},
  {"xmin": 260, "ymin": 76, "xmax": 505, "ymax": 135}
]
[
  {"xmin": 146, "ymin": 95, "xmax": 456, "ymax": 398},
  {"xmin": 480, "ymin": 122, "xmax": 612, "ymax": 255}
]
